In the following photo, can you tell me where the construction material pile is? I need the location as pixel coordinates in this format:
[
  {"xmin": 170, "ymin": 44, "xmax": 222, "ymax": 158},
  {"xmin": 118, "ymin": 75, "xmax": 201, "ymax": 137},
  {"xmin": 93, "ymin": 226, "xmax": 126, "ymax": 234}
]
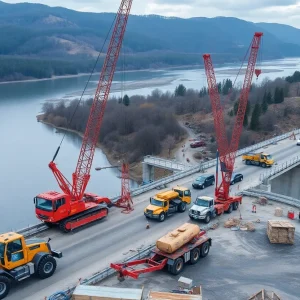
[
  {"xmin": 240, "ymin": 222, "xmax": 256, "ymax": 232},
  {"xmin": 156, "ymin": 223, "xmax": 200, "ymax": 254},
  {"xmin": 224, "ymin": 218, "xmax": 256, "ymax": 231},
  {"xmin": 224, "ymin": 218, "xmax": 241, "ymax": 228},
  {"xmin": 274, "ymin": 207, "xmax": 283, "ymax": 217},
  {"xmin": 267, "ymin": 220, "xmax": 295, "ymax": 244}
]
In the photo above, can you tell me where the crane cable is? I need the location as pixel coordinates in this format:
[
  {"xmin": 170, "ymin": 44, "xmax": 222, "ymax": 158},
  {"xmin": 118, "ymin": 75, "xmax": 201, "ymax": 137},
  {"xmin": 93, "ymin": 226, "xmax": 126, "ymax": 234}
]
[{"xmin": 51, "ymin": 13, "xmax": 118, "ymax": 163}]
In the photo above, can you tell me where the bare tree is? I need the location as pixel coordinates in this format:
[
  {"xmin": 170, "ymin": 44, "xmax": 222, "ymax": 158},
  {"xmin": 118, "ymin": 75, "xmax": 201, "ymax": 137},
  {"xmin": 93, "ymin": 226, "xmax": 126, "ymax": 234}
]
[{"xmin": 162, "ymin": 135, "xmax": 176, "ymax": 157}]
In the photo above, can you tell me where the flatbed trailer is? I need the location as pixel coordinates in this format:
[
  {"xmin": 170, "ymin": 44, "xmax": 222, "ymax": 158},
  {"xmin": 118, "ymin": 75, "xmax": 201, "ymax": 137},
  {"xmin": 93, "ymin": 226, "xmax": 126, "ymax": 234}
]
[{"xmin": 110, "ymin": 230, "xmax": 211, "ymax": 280}]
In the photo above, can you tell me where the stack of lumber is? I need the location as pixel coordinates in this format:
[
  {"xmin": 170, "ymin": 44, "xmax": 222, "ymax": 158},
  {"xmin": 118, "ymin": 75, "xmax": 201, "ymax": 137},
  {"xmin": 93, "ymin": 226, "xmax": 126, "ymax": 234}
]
[
  {"xmin": 72, "ymin": 285, "xmax": 143, "ymax": 300},
  {"xmin": 274, "ymin": 207, "xmax": 283, "ymax": 217},
  {"xmin": 267, "ymin": 220, "xmax": 295, "ymax": 244}
]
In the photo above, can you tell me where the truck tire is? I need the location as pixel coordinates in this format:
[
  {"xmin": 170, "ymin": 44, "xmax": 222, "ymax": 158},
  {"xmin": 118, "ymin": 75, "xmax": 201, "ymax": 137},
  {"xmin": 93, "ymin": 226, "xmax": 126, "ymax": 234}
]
[
  {"xmin": 204, "ymin": 213, "xmax": 211, "ymax": 224},
  {"xmin": 178, "ymin": 202, "xmax": 186, "ymax": 212},
  {"xmin": 246, "ymin": 160, "xmax": 250, "ymax": 165},
  {"xmin": 233, "ymin": 202, "xmax": 239, "ymax": 210},
  {"xmin": 190, "ymin": 248, "xmax": 200, "ymax": 264},
  {"xmin": 169, "ymin": 257, "xmax": 184, "ymax": 275},
  {"xmin": 159, "ymin": 212, "xmax": 165, "ymax": 222},
  {"xmin": 261, "ymin": 163, "xmax": 266, "ymax": 168},
  {"xmin": 200, "ymin": 241, "xmax": 210, "ymax": 258},
  {"xmin": 37, "ymin": 255, "xmax": 57, "ymax": 279},
  {"xmin": 226, "ymin": 204, "xmax": 233, "ymax": 214},
  {"xmin": 0, "ymin": 276, "xmax": 10, "ymax": 300}
]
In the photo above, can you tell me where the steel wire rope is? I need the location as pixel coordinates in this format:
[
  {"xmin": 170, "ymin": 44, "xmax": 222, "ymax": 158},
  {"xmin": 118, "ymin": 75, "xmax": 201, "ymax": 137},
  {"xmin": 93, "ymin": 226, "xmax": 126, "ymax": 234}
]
[{"xmin": 51, "ymin": 13, "xmax": 118, "ymax": 162}]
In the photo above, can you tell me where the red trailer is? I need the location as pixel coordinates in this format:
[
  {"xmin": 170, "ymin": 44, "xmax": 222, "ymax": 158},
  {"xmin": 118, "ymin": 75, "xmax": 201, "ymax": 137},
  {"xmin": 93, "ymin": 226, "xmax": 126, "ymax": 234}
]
[{"xmin": 110, "ymin": 230, "xmax": 211, "ymax": 280}]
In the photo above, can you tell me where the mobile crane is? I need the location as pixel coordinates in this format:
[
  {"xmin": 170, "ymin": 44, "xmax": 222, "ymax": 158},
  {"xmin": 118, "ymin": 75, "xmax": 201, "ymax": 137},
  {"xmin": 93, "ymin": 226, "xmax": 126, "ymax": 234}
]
[
  {"xmin": 190, "ymin": 32, "xmax": 263, "ymax": 221},
  {"xmin": 34, "ymin": 0, "xmax": 133, "ymax": 233}
]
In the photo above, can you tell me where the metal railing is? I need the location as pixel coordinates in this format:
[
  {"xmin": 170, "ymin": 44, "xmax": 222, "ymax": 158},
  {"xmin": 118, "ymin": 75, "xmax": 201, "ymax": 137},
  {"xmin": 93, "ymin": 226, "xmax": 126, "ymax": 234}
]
[
  {"xmin": 242, "ymin": 189, "xmax": 300, "ymax": 208},
  {"xmin": 259, "ymin": 155, "xmax": 300, "ymax": 183},
  {"xmin": 144, "ymin": 155, "xmax": 190, "ymax": 171},
  {"xmin": 47, "ymin": 244, "xmax": 155, "ymax": 300}
]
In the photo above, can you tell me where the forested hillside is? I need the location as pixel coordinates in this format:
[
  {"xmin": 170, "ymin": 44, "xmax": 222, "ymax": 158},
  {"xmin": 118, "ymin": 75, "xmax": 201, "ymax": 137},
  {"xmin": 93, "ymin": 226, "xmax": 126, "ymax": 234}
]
[{"xmin": 2, "ymin": 1, "xmax": 300, "ymax": 81}]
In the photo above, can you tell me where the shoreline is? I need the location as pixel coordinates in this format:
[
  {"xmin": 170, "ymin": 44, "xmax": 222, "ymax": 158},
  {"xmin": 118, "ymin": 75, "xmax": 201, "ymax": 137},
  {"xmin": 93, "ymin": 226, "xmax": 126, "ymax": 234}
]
[
  {"xmin": 0, "ymin": 64, "xmax": 202, "ymax": 85},
  {"xmin": 37, "ymin": 117, "xmax": 143, "ymax": 182}
]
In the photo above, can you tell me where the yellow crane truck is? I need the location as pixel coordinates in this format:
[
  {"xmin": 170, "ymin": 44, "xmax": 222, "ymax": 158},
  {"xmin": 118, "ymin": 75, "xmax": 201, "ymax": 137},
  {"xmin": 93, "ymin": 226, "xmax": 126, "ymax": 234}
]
[
  {"xmin": 0, "ymin": 232, "xmax": 62, "ymax": 299},
  {"xmin": 242, "ymin": 152, "xmax": 274, "ymax": 168},
  {"xmin": 144, "ymin": 186, "xmax": 191, "ymax": 222}
]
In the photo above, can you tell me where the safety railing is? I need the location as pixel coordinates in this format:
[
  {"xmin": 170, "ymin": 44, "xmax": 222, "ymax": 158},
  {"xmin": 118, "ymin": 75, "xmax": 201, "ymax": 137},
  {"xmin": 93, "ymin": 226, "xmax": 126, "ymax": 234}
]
[
  {"xmin": 242, "ymin": 189, "xmax": 300, "ymax": 208},
  {"xmin": 47, "ymin": 244, "xmax": 155, "ymax": 300},
  {"xmin": 259, "ymin": 155, "xmax": 300, "ymax": 183},
  {"xmin": 144, "ymin": 155, "xmax": 190, "ymax": 170}
]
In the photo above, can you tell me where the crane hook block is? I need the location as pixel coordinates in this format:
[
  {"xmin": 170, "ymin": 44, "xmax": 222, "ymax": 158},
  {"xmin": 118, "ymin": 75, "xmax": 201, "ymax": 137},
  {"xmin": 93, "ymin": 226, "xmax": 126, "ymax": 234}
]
[{"xmin": 255, "ymin": 69, "xmax": 261, "ymax": 78}]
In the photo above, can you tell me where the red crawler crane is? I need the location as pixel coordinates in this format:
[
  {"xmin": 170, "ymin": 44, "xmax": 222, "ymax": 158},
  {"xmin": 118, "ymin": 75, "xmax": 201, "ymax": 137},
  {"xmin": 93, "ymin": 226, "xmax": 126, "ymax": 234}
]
[
  {"xmin": 203, "ymin": 32, "xmax": 263, "ymax": 213},
  {"xmin": 34, "ymin": 0, "xmax": 133, "ymax": 232}
]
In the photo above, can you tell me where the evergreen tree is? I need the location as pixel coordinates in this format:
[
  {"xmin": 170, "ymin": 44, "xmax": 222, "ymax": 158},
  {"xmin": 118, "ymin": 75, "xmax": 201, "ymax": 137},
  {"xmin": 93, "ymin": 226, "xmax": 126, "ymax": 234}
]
[
  {"xmin": 261, "ymin": 91, "xmax": 268, "ymax": 114},
  {"xmin": 245, "ymin": 101, "xmax": 251, "ymax": 116},
  {"xmin": 123, "ymin": 94, "xmax": 130, "ymax": 106},
  {"xmin": 274, "ymin": 87, "xmax": 280, "ymax": 103},
  {"xmin": 233, "ymin": 99, "xmax": 239, "ymax": 115},
  {"xmin": 243, "ymin": 114, "xmax": 248, "ymax": 127},
  {"xmin": 266, "ymin": 91, "xmax": 273, "ymax": 104},
  {"xmin": 175, "ymin": 84, "xmax": 186, "ymax": 97},
  {"xmin": 217, "ymin": 82, "xmax": 222, "ymax": 94},
  {"xmin": 250, "ymin": 103, "xmax": 261, "ymax": 130},
  {"xmin": 279, "ymin": 88, "xmax": 284, "ymax": 103}
]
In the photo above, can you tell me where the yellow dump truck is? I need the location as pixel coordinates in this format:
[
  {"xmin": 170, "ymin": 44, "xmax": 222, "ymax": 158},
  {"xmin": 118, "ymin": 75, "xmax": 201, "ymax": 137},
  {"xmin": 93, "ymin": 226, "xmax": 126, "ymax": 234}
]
[
  {"xmin": 144, "ymin": 186, "xmax": 191, "ymax": 222},
  {"xmin": 242, "ymin": 152, "xmax": 274, "ymax": 168}
]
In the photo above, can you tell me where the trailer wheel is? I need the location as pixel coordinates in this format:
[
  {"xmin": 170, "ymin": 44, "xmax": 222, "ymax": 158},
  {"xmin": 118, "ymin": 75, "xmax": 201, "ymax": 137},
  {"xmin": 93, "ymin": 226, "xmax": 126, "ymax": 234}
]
[
  {"xmin": 170, "ymin": 257, "xmax": 184, "ymax": 275},
  {"xmin": 159, "ymin": 212, "xmax": 165, "ymax": 222},
  {"xmin": 226, "ymin": 204, "xmax": 233, "ymax": 214},
  {"xmin": 200, "ymin": 241, "xmax": 210, "ymax": 258},
  {"xmin": 233, "ymin": 202, "xmax": 239, "ymax": 210},
  {"xmin": 37, "ymin": 255, "xmax": 57, "ymax": 279},
  {"xmin": 178, "ymin": 202, "xmax": 186, "ymax": 212},
  {"xmin": 204, "ymin": 213, "xmax": 211, "ymax": 224},
  {"xmin": 190, "ymin": 248, "xmax": 200, "ymax": 264},
  {"xmin": 0, "ymin": 276, "xmax": 10, "ymax": 300}
]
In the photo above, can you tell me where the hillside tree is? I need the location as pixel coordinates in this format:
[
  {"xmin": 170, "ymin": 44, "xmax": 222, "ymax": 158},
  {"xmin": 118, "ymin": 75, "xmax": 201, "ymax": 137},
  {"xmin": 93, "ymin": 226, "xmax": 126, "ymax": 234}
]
[
  {"xmin": 250, "ymin": 103, "xmax": 261, "ymax": 130},
  {"xmin": 261, "ymin": 91, "xmax": 268, "ymax": 114},
  {"xmin": 175, "ymin": 84, "xmax": 186, "ymax": 97},
  {"xmin": 123, "ymin": 94, "xmax": 130, "ymax": 106}
]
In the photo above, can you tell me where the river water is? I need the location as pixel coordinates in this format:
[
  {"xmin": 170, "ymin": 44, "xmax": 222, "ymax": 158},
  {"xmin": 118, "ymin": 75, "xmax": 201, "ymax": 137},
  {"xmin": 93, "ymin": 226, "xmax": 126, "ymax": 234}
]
[{"xmin": 1, "ymin": 57, "xmax": 300, "ymax": 231}]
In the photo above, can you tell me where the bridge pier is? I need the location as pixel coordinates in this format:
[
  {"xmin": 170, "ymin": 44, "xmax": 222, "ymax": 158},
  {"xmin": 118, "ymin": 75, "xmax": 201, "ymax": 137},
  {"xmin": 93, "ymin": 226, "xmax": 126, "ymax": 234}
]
[{"xmin": 142, "ymin": 162, "xmax": 154, "ymax": 183}]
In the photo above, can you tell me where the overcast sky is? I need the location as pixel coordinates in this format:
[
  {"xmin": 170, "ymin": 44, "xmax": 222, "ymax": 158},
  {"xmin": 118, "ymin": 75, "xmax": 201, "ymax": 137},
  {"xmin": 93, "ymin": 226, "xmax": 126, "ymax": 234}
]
[{"xmin": 4, "ymin": 0, "xmax": 300, "ymax": 28}]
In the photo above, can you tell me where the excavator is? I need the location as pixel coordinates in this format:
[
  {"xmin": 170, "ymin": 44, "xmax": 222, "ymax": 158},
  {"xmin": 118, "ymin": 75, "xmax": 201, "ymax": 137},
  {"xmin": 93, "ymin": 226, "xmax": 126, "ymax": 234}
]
[{"xmin": 34, "ymin": 0, "xmax": 133, "ymax": 233}]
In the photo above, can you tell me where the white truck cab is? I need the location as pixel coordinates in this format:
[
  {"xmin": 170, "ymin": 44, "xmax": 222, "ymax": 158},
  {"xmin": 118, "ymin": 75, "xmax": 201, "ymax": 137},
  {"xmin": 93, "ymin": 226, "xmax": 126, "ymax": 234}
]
[{"xmin": 189, "ymin": 196, "xmax": 215, "ymax": 223}]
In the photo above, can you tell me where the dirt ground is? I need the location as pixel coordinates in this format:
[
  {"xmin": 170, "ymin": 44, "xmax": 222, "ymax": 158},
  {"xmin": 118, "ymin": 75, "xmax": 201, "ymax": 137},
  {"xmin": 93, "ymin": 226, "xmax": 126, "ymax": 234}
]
[{"xmin": 99, "ymin": 196, "xmax": 300, "ymax": 300}]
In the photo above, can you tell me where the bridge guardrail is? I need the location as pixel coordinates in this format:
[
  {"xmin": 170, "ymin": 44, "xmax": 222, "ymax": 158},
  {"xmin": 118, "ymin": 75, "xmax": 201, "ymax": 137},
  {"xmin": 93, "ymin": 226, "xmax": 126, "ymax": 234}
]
[
  {"xmin": 47, "ymin": 243, "xmax": 156, "ymax": 300},
  {"xmin": 14, "ymin": 128, "xmax": 300, "ymax": 237},
  {"xmin": 242, "ymin": 189, "xmax": 300, "ymax": 208},
  {"xmin": 259, "ymin": 155, "xmax": 300, "ymax": 183}
]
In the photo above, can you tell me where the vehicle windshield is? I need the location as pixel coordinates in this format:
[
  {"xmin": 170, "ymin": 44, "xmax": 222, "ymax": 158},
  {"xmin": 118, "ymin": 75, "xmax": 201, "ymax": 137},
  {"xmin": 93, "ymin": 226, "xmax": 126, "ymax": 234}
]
[
  {"xmin": 195, "ymin": 198, "xmax": 210, "ymax": 207},
  {"xmin": 0, "ymin": 242, "xmax": 5, "ymax": 258},
  {"xmin": 195, "ymin": 176, "xmax": 205, "ymax": 183},
  {"xmin": 35, "ymin": 197, "xmax": 53, "ymax": 212},
  {"xmin": 150, "ymin": 198, "xmax": 164, "ymax": 207},
  {"xmin": 265, "ymin": 155, "xmax": 272, "ymax": 160}
]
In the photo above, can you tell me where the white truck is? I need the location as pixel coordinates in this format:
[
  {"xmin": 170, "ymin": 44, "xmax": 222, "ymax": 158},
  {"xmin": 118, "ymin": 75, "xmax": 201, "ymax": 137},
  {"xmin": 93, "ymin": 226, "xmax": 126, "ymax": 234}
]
[{"xmin": 188, "ymin": 195, "xmax": 237, "ymax": 223}]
